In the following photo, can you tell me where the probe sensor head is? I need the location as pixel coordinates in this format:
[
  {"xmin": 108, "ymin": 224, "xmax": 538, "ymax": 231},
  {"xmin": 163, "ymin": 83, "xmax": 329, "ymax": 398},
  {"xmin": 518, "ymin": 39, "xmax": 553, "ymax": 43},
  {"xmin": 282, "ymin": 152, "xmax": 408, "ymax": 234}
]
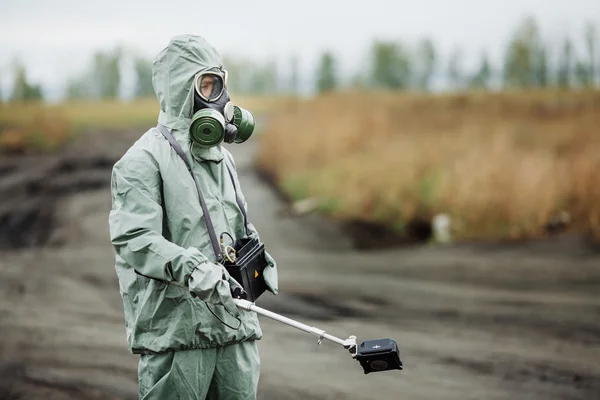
[{"xmin": 354, "ymin": 338, "xmax": 403, "ymax": 374}]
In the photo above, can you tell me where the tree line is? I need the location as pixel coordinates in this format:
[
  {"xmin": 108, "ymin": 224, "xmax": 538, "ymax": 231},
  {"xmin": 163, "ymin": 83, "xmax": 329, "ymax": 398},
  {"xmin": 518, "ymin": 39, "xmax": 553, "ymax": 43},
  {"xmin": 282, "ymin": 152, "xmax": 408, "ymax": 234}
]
[
  {"xmin": 315, "ymin": 17, "xmax": 598, "ymax": 93},
  {"xmin": 3, "ymin": 17, "xmax": 599, "ymax": 102}
]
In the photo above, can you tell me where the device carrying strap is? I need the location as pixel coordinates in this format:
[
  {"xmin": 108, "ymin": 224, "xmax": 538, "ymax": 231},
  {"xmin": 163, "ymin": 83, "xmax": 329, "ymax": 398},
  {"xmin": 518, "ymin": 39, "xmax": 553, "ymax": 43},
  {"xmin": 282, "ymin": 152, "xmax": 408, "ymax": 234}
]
[
  {"xmin": 156, "ymin": 124, "xmax": 250, "ymax": 260},
  {"xmin": 226, "ymin": 166, "xmax": 250, "ymax": 237},
  {"xmin": 156, "ymin": 124, "xmax": 222, "ymax": 260}
]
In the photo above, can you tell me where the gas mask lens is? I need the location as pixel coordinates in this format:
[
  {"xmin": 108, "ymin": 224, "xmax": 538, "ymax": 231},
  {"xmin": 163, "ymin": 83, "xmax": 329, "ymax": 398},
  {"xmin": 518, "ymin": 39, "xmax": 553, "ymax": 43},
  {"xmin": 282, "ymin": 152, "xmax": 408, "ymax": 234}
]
[{"xmin": 195, "ymin": 72, "xmax": 225, "ymax": 102}]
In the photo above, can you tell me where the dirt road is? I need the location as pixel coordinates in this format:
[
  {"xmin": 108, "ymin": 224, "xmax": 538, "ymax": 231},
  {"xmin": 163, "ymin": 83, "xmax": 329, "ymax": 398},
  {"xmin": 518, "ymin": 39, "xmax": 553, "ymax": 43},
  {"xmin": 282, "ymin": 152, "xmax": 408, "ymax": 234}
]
[{"xmin": 1, "ymin": 128, "xmax": 599, "ymax": 400}]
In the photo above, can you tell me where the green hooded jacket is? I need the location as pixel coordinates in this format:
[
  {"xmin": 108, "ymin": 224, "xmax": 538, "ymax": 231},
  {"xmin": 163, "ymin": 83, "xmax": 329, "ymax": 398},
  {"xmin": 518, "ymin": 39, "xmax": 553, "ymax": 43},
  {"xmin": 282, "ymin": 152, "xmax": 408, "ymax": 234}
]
[{"xmin": 109, "ymin": 34, "xmax": 278, "ymax": 355}]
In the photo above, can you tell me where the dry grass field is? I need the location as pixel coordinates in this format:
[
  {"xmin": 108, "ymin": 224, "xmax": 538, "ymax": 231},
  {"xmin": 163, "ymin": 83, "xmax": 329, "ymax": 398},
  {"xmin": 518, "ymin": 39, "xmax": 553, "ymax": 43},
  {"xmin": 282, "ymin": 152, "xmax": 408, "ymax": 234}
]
[{"xmin": 257, "ymin": 89, "xmax": 600, "ymax": 241}]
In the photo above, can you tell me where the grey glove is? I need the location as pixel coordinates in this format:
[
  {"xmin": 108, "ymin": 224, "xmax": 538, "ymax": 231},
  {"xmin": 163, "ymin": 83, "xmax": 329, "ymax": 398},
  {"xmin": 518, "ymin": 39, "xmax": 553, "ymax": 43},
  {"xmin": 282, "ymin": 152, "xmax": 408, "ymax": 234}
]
[
  {"xmin": 264, "ymin": 251, "xmax": 279, "ymax": 295},
  {"xmin": 187, "ymin": 261, "xmax": 240, "ymax": 317}
]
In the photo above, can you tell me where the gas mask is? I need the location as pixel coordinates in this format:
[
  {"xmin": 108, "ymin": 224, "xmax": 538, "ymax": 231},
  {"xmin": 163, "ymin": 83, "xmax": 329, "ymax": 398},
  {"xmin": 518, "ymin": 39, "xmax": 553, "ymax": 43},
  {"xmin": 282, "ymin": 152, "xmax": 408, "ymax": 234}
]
[{"xmin": 190, "ymin": 69, "xmax": 255, "ymax": 148}]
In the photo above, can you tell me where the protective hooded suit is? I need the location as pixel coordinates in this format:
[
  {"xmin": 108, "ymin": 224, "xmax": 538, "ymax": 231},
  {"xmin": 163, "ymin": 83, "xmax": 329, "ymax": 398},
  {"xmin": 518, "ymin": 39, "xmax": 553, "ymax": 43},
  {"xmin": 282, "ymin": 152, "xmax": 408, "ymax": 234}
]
[{"xmin": 108, "ymin": 34, "xmax": 278, "ymax": 399}]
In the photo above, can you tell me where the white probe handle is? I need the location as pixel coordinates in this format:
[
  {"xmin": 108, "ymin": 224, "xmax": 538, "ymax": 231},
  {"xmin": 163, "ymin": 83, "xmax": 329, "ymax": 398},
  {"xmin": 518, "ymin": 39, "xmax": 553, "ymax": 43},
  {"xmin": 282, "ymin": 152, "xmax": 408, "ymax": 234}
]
[{"xmin": 233, "ymin": 299, "xmax": 357, "ymax": 349}]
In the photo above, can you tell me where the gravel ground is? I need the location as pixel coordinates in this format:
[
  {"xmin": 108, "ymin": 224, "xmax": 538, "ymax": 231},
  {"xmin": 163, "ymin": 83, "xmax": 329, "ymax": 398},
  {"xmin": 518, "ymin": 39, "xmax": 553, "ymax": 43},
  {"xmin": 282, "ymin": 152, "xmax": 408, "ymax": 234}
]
[{"xmin": 0, "ymin": 129, "xmax": 599, "ymax": 400}]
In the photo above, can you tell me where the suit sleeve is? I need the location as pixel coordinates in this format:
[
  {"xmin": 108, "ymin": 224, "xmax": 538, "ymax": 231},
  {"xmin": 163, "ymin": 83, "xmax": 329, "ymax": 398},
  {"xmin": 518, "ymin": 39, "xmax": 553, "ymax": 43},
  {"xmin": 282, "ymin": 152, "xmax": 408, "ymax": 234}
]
[{"xmin": 108, "ymin": 150, "xmax": 208, "ymax": 285}]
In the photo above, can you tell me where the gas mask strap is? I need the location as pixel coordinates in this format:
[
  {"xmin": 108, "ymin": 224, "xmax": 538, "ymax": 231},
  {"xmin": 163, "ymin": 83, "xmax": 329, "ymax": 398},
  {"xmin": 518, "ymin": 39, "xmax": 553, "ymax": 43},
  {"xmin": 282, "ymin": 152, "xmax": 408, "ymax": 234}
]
[{"xmin": 156, "ymin": 123, "xmax": 223, "ymax": 262}]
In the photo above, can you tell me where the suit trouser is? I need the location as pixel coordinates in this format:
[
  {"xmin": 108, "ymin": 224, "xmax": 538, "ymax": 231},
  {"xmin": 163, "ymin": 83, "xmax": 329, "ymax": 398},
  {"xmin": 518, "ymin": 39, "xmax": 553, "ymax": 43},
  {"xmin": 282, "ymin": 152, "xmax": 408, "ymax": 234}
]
[{"xmin": 138, "ymin": 340, "xmax": 260, "ymax": 400}]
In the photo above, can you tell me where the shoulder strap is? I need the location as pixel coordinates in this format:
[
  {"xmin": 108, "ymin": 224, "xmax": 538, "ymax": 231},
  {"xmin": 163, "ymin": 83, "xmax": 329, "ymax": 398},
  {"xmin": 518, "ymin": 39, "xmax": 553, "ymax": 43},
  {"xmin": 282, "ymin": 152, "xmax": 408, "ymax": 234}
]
[
  {"xmin": 224, "ymin": 162, "xmax": 250, "ymax": 237},
  {"xmin": 156, "ymin": 124, "xmax": 222, "ymax": 261}
]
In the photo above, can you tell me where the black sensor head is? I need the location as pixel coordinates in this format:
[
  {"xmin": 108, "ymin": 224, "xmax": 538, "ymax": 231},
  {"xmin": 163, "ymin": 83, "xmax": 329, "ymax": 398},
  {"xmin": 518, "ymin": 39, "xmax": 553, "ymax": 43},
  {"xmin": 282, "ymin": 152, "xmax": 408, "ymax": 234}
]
[{"xmin": 355, "ymin": 338, "xmax": 403, "ymax": 374}]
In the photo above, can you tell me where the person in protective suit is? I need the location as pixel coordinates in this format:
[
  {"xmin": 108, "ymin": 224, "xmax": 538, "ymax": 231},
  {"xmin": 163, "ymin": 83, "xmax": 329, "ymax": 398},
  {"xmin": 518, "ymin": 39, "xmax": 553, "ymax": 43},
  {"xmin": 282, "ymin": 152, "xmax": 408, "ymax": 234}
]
[{"xmin": 108, "ymin": 34, "xmax": 278, "ymax": 399}]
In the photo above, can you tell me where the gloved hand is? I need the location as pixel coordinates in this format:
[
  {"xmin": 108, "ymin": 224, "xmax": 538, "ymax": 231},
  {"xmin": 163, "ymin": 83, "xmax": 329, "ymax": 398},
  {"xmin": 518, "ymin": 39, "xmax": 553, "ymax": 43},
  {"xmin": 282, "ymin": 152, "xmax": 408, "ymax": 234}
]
[
  {"xmin": 263, "ymin": 251, "xmax": 279, "ymax": 295},
  {"xmin": 187, "ymin": 261, "xmax": 240, "ymax": 317}
]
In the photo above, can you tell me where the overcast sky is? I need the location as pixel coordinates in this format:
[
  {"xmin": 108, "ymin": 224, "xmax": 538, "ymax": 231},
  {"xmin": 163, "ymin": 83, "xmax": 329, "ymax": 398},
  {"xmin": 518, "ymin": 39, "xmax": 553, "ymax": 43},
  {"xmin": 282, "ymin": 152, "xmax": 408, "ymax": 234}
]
[{"xmin": 1, "ymin": 0, "xmax": 599, "ymax": 98}]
